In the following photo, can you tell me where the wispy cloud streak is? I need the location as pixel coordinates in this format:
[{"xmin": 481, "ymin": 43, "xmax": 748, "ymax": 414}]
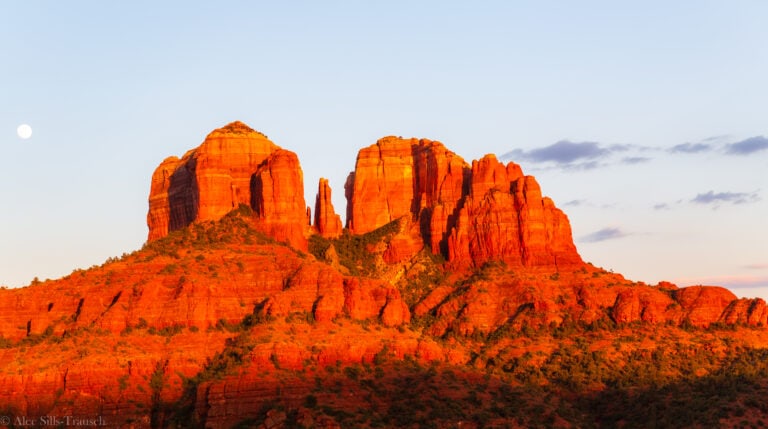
[
  {"xmin": 580, "ymin": 227, "xmax": 629, "ymax": 243},
  {"xmin": 669, "ymin": 142, "xmax": 711, "ymax": 154},
  {"xmin": 691, "ymin": 191, "xmax": 759, "ymax": 205},
  {"xmin": 725, "ymin": 136, "xmax": 768, "ymax": 155}
]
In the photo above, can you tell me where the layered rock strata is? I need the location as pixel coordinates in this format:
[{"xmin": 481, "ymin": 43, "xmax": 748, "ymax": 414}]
[
  {"xmin": 345, "ymin": 137, "xmax": 582, "ymax": 268},
  {"xmin": 147, "ymin": 121, "xmax": 308, "ymax": 250}
]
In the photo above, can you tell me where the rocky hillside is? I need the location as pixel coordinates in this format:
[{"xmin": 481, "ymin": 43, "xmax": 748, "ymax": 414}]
[{"xmin": 1, "ymin": 121, "xmax": 767, "ymax": 428}]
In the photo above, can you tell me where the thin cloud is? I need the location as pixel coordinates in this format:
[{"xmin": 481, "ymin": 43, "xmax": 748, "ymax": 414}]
[
  {"xmin": 506, "ymin": 140, "xmax": 609, "ymax": 164},
  {"xmin": 561, "ymin": 160, "xmax": 603, "ymax": 171},
  {"xmin": 609, "ymin": 144, "xmax": 635, "ymax": 152},
  {"xmin": 691, "ymin": 191, "xmax": 760, "ymax": 205},
  {"xmin": 669, "ymin": 142, "xmax": 712, "ymax": 154},
  {"xmin": 622, "ymin": 156, "xmax": 651, "ymax": 164},
  {"xmin": 725, "ymin": 136, "xmax": 768, "ymax": 155},
  {"xmin": 503, "ymin": 140, "xmax": 655, "ymax": 171},
  {"xmin": 563, "ymin": 199, "xmax": 587, "ymax": 207},
  {"xmin": 580, "ymin": 227, "xmax": 629, "ymax": 243},
  {"xmin": 702, "ymin": 135, "xmax": 731, "ymax": 143},
  {"xmin": 501, "ymin": 140, "xmax": 658, "ymax": 171},
  {"xmin": 745, "ymin": 264, "xmax": 768, "ymax": 270},
  {"xmin": 653, "ymin": 203, "xmax": 670, "ymax": 210}
]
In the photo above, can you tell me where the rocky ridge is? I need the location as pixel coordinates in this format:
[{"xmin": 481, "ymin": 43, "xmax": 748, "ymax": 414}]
[
  {"xmin": 343, "ymin": 137, "xmax": 581, "ymax": 269},
  {"xmin": 1, "ymin": 121, "xmax": 767, "ymax": 428}
]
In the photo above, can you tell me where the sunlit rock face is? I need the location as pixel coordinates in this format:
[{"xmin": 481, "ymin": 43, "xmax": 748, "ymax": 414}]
[
  {"xmin": 344, "ymin": 136, "xmax": 582, "ymax": 269},
  {"xmin": 314, "ymin": 178, "xmax": 343, "ymax": 238},
  {"xmin": 148, "ymin": 121, "xmax": 280, "ymax": 240},
  {"xmin": 147, "ymin": 121, "xmax": 309, "ymax": 250}
]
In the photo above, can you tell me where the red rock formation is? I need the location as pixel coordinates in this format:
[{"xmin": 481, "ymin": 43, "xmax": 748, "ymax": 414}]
[
  {"xmin": 447, "ymin": 156, "xmax": 582, "ymax": 268},
  {"xmin": 381, "ymin": 217, "xmax": 425, "ymax": 264},
  {"xmin": 251, "ymin": 149, "xmax": 308, "ymax": 250},
  {"xmin": 258, "ymin": 263, "xmax": 410, "ymax": 326},
  {"xmin": 147, "ymin": 121, "xmax": 312, "ymax": 250},
  {"xmin": 611, "ymin": 288, "xmax": 677, "ymax": 324},
  {"xmin": 720, "ymin": 298, "xmax": 768, "ymax": 326},
  {"xmin": 346, "ymin": 137, "xmax": 468, "ymax": 249},
  {"xmin": 11, "ymin": 122, "xmax": 768, "ymax": 427},
  {"xmin": 147, "ymin": 121, "xmax": 279, "ymax": 240},
  {"xmin": 313, "ymin": 178, "xmax": 343, "ymax": 238},
  {"xmin": 345, "ymin": 137, "xmax": 582, "ymax": 268},
  {"xmin": 674, "ymin": 286, "xmax": 738, "ymax": 326}
]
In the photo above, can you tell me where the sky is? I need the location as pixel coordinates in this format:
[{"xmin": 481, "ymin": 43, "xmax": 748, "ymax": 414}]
[{"xmin": 1, "ymin": 1, "xmax": 767, "ymax": 299}]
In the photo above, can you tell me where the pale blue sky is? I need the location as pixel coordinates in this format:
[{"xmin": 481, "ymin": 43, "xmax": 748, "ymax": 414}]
[{"xmin": 2, "ymin": 2, "xmax": 767, "ymax": 298}]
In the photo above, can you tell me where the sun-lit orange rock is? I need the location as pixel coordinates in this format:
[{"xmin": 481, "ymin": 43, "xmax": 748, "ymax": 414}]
[
  {"xmin": 448, "ymin": 157, "xmax": 581, "ymax": 268},
  {"xmin": 313, "ymin": 178, "xmax": 343, "ymax": 238},
  {"xmin": 147, "ymin": 121, "xmax": 279, "ymax": 241},
  {"xmin": 147, "ymin": 121, "xmax": 310, "ymax": 250},
  {"xmin": 251, "ymin": 149, "xmax": 308, "ymax": 251},
  {"xmin": 345, "ymin": 137, "xmax": 468, "ymax": 252},
  {"xmin": 611, "ymin": 288, "xmax": 677, "ymax": 324},
  {"xmin": 720, "ymin": 297, "xmax": 768, "ymax": 326},
  {"xmin": 4, "ymin": 121, "xmax": 768, "ymax": 426},
  {"xmin": 671, "ymin": 285, "xmax": 738, "ymax": 326},
  {"xmin": 345, "ymin": 138, "xmax": 582, "ymax": 269}
]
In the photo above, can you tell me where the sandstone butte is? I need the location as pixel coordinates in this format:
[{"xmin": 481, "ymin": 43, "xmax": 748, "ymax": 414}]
[{"xmin": 0, "ymin": 120, "xmax": 766, "ymax": 428}]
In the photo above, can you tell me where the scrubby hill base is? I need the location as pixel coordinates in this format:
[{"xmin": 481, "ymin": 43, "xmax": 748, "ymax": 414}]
[{"xmin": 1, "ymin": 208, "xmax": 768, "ymax": 428}]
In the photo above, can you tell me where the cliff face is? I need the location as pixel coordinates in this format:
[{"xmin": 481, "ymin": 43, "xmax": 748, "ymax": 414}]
[
  {"xmin": 149, "ymin": 128, "xmax": 581, "ymax": 269},
  {"xmin": 344, "ymin": 137, "xmax": 582, "ymax": 268},
  {"xmin": 143, "ymin": 123, "xmax": 762, "ymax": 333},
  {"xmin": 147, "ymin": 122, "xmax": 310, "ymax": 250},
  {"xmin": 447, "ymin": 155, "xmax": 581, "ymax": 268},
  {"xmin": 0, "ymin": 217, "xmax": 411, "ymax": 427},
  {"xmin": 4, "ymin": 120, "xmax": 763, "ymax": 426},
  {"xmin": 250, "ymin": 149, "xmax": 309, "ymax": 250},
  {"xmin": 147, "ymin": 121, "xmax": 280, "ymax": 241}
]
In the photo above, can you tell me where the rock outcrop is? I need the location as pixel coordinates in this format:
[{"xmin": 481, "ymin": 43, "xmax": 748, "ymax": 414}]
[
  {"xmin": 147, "ymin": 121, "xmax": 309, "ymax": 250},
  {"xmin": 147, "ymin": 121, "xmax": 279, "ymax": 241},
  {"xmin": 313, "ymin": 178, "xmax": 343, "ymax": 238},
  {"xmin": 674, "ymin": 286, "xmax": 738, "ymax": 326},
  {"xmin": 250, "ymin": 149, "xmax": 308, "ymax": 250},
  {"xmin": 149, "ymin": 126, "xmax": 581, "ymax": 269},
  {"xmin": 345, "ymin": 137, "xmax": 582, "ymax": 268},
  {"xmin": 3, "ymin": 121, "xmax": 768, "ymax": 427}
]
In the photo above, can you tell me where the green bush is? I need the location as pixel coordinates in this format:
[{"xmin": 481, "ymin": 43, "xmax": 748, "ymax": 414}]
[{"xmin": 309, "ymin": 219, "xmax": 401, "ymax": 277}]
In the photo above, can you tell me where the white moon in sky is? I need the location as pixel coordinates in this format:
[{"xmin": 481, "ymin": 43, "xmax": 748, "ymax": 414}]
[{"xmin": 17, "ymin": 124, "xmax": 32, "ymax": 140}]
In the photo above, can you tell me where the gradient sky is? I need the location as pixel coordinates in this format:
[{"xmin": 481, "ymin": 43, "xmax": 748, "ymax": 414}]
[{"xmin": 2, "ymin": 2, "xmax": 767, "ymax": 299}]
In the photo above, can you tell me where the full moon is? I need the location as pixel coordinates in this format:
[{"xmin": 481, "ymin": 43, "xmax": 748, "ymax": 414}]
[{"xmin": 17, "ymin": 124, "xmax": 32, "ymax": 140}]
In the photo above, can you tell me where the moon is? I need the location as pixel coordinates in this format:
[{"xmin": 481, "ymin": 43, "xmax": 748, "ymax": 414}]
[{"xmin": 17, "ymin": 124, "xmax": 32, "ymax": 140}]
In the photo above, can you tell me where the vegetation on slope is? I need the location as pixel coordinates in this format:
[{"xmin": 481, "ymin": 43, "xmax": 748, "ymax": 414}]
[{"xmin": 3, "ymin": 207, "xmax": 768, "ymax": 428}]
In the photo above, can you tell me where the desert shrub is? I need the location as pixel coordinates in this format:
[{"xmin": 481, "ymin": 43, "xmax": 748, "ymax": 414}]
[
  {"xmin": 285, "ymin": 311, "xmax": 315, "ymax": 324},
  {"xmin": 159, "ymin": 264, "xmax": 178, "ymax": 275},
  {"xmin": 344, "ymin": 366, "xmax": 361, "ymax": 380},
  {"xmin": 148, "ymin": 324, "xmax": 184, "ymax": 337},
  {"xmin": 400, "ymin": 253, "xmax": 446, "ymax": 308},
  {"xmin": 304, "ymin": 394, "xmax": 318, "ymax": 409},
  {"xmin": 308, "ymin": 219, "xmax": 401, "ymax": 277}
]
